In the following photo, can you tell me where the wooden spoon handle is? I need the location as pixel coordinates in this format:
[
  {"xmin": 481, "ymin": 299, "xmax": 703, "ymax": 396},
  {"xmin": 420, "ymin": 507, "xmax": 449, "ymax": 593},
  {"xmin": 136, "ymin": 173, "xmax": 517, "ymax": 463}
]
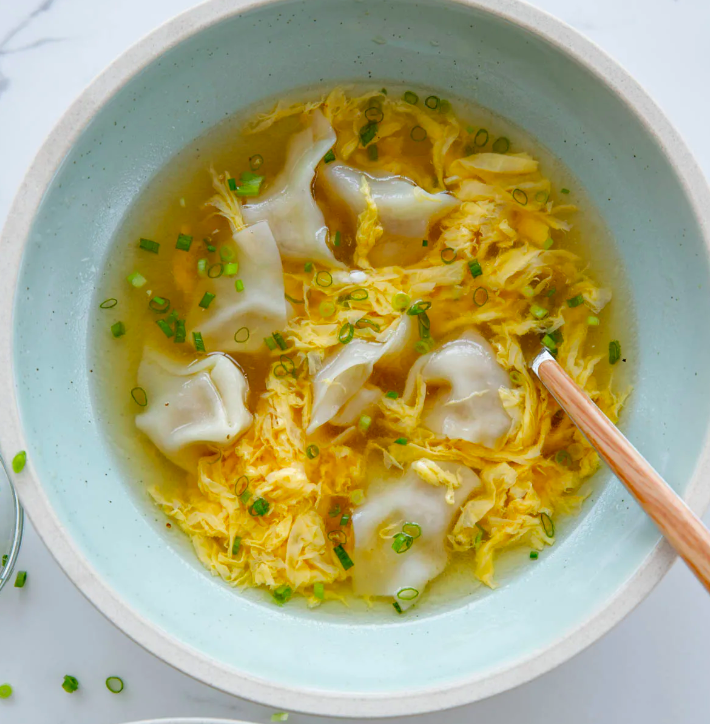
[{"xmin": 533, "ymin": 350, "xmax": 710, "ymax": 592}]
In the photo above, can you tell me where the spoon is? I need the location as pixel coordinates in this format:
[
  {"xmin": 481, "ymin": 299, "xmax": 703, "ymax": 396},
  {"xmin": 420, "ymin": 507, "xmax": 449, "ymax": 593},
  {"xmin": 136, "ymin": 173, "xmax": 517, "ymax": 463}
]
[{"xmin": 531, "ymin": 349, "xmax": 710, "ymax": 592}]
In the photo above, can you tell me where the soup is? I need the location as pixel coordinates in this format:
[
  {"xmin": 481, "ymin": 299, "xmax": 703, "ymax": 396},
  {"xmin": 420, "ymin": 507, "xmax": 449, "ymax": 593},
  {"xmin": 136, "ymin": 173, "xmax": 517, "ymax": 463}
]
[{"xmin": 93, "ymin": 86, "xmax": 631, "ymax": 612}]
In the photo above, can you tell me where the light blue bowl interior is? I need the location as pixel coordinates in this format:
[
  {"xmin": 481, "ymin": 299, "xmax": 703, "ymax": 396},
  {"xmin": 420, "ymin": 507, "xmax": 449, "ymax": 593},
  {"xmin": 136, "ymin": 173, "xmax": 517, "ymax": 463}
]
[{"xmin": 13, "ymin": 0, "xmax": 710, "ymax": 697}]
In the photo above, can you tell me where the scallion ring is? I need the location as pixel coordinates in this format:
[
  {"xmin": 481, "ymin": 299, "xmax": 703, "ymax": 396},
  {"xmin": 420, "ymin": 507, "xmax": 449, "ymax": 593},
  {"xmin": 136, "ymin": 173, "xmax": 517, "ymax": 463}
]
[
  {"xmin": 540, "ymin": 512, "xmax": 555, "ymax": 538},
  {"xmin": 338, "ymin": 322, "xmax": 355, "ymax": 344},
  {"xmin": 397, "ymin": 587, "xmax": 420, "ymax": 601},
  {"xmin": 473, "ymin": 287, "xmax": 489, "ymax": 307},
  {"xmin": 392, "ymin": 292, "xmax": 411, "ymax": 311},
  {"xmin": 535, "ymin": 190, "xmax": 549, "ymax": 205},
  {"xmin": 306, "ymin": 444, "xmax": 319, "ymax": 460},
  {"xmin": 410, "ymin": 125, "xmax": 427, "ymax": 142},
  {"xmin": 349, "ymin": 288, "xmax": 369, "ymax": 301},
  {"xmin": 355, "ymin": 317, "xmax": 380, "ymax": 331},
  {"xmin": 207, "ymin": 262, "xmax": 224, "ymax": 278},
  {"xmin": 555, "ymin": 450, "xmax": 571, "ymax": 467},
  {"xmin": 319, "ymin": 301, "xmax": 336, "ymax": 317},
  {"xmin": 249, "ymin": 154, "xmax": 264, "ymax": 171},
  {"xmin": 365, "ymin": 106, "xmax": 384, "ymax": 123},
  {"xmin": 440, "ymin": 247, "xmax": 457, "ymax": 264},
  {"xmin": 273, "ymin": 363, "xmax": 289, "ymax": 378},
  {"xmin": 233, "ymin": 327, "xmax": 250, "ymax": 343},
  {"xmin": 512, "ymin": 188, "xmax": 528, "ymax": 206},
  {"xmin": 131, "ymin": 387, "xmax": 148, "ymax": 407},
  {"xmin": 474, "ymin": 128, "xmax": 489, "ymax": 147},
  {"xmin": 392, "ymin": 532, "xmax": 414, "ymax": 554},
  {"xmin": 509, "ymin": 370, "xmax": 523, "ymax": 385},
  {"xmin": 279, "ymin": 355, "xmax": 295, "ymax": 373},
  {"xmin": 492, "ymin": 136, "xmax": 510, "ymax": 153},
  {"xmin": 425, "ymin": 95, "xmax": 440, "ymax": 110},
  {"xmin": 249, "ymin": 498, "xmax": 270, "ymax": 517},
  {"xmin": 328, "ymin": 529, "xmax": 347, "ymax": 546},
  {"xmin": 105, "ymin": 677, "xmax": 124, "ymax": 694},
  {"xmin": 315, "ymin": 270, "xmax": 333, "ymax": 287},
  {"xmin": 148, "ymin": 296, "xmax": 170, "ymax": 313},
  {"xmin": 406, "ymin": 300, "xmax": 432, "ymax": 316},
  {"xmin": 403, "ymin": 90, "xmax": 419, "ymax": 105},
  {"xmin": 99, "ymin": 298, "xmax": 118, "ymax": 309},
  {"xmin": 402, "ymin": 522, "xmax": 422, "ymax": 539},
  {"xmin": 234, "ymin": 475, "xmax": 249, "ymax": 496}
]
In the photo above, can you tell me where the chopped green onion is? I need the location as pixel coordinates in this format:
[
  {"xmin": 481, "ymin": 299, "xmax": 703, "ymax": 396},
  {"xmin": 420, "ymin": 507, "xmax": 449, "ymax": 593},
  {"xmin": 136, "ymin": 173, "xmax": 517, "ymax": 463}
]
[
  {"xmin": 228, "ymin": 177, "xmax": 237, "ymax": 191},
  {"xmin": 415, "ymin": 339, "xmax": 434, "ymax": 354},
  {"xmin": 360, "ymin": 122, "xmax": 378, "ymax": 146},
  {"xmin": 512, "ymin": 188, "xmax": 528, "ymax": 206},
  {"xmin": 410, "ymin": 125, "xmax": 427, "ymax": 142},
  {"xmin": 224, "ymin": 262, "xmax": 239, "ymax": 276},
  {"xmin": 546, "ymin": 286, "xmax": 556, "ymax": 297},
  {"xmin": 231, "ymin": 537, "xmax": 242, "ymax": 556},
  {"xmin": 609, "ymin": 340, "xmax": 621, "ymax": 365},
  {"xmin": 440, "ymin": 247, "xmax": 457, "ymax": 264},
  {"xmin": 402, "ymin": 522, "xmax": 422, "ymax": 539},
  {"xmin": 131, "ymin": 387, "xmax": 148, "ymax": 406},
  {"xmin": 239, "ymin": 489, "xmax": 252, "ymax": 505},
  {"xmin": 368, "ymin": 144, "xmax": 379, "ymax": 161},
  {"xmin": 468, "ymin": 259, "xmax": 483, "ymax": 278},
  {"xmin": 111, "ymin": 321, "xmax": 126, "ymax": 338},
  {"xmin": 407, "ymin": 300, "xmax": 432, "ymax": 316},
  {"xmin": 272, "ymin": 332, "xmax": 288, "ymax": 350},
  {"xmin": 403, "ymin": 91, "xmax": 419, "ymax": 105},
  {"xmin": 397, "ymin": 587, "xmax": 420, "ymax": 600},
  {"xmin": 175, "ymin": 233, "xmax": 193, "ymax": 251},
  {"xmin": 561, "ymin": 188, "xmax": 570, "ymax": 194},
  {"xmin": 492, "ymin": 136, "xmax": 510, "ymax": 153},
  {"xmin": 149, "ymin": 296, "xmax": 170, "ymax": 313},
  {"xmin": 234, "ymin": 475, "xmax": 249, "ymax": 496},
  {"xmin": 418, "ymin": 311, "xmax": 431, "ymax": 337},
  {"xmin": 11, "ymin": 451, "xmax": 26, "ymax": 473},
  {"xmin": 306, "ymin": 444, "xmax": 319, "ymax": 460},
  {"xmin": 358, "ymin": 415, "xmax": 372, "ymax": 433},
  {"xmin": 0, "ymin": 685, "xmax": 12, "ymax": 699},
  {"xmin": 425, "ymin": 95, "xmax": 440, "ymax": 110},
  {"xmin": 284, "ymin": 294, "xmax": 304, "ymax": 306},
  {"xmin": 422, "ymin": 239, "xmax": 428, "ymax": 247},
  {"xmin": 14, "ymin": 571, "xmax": 26, "ymax": 588},
  {"xmin": 540, "ymin": 512, "xmax": 555, "ymax": 538},
  {"xmin": 271, "ymin": 711, "xmax": 289, "ymax": 722},
  {"xmin": 385, "ymin": 390, "xmax": 399, "ymax": 399},
  {"xmin": 522, "ymin": 285, "xmax": 535, "ymax": 298},
  {"xmin": 249, "ymin": 498, "xmax": 270, "ymax": 517},
  {"xmin": 351, "ymin": 489, "xmax": 365, "ymax": 505},
  {"xmin": 272, "ymin": 584, "xmax": 293, "ymax": 605},
  {"xmin": 319, "ymin": 301, "xmax": 336, "ymax": 317},
  {"xmin": 541, "ymin": 334, "xmax": 558, "ymax": 354},
  {"xmin": 333, "ymin": 230, "xmax": 341, "ymax": 247},
  {"xmin": 392, "ymin": 292, "xmax": 411, "ymax": 310},
  {"xmin": 349, "ymin": 288, "xmax": 368, "ymax": 301},
  {"xmin": 333, "ymin": 544, "xmax": 354, "ymax": 570},
  {"xmin": 530, "ymin": 551, "xmax": 539, "ymax": 560},
  {"xmin": 323, "ymin": 149, "xmax": 336, "ymax": 164},
  {"xmin": 530, "ymin": 304, "xmax": 548, "ymax": 320},
  {"xmin": 355, "ymin": 317, "xmax": 380, "ymax": 331},
  {"xmin": 555, "ymin": 450, "xmax": 571, "ymax": 466},
  {"xmin": 365, "ymin": 106, "xmax": 384, "ymax": 123},
  {"xmin": 62, "ymin": 676, "xmax": 79, "ymax": 694},
  {"xmin": 205, "ymin": 240, "xmax": 216, "ymax": 253},
  {"xmin": 338, "ymin": 322, "xmax": 355, "ymax": 344},
  {"xmin": 328, "ymin": 530, "xmax": 347, "ymax": 546},
  {"xmin": 509, "ymin": 370, "xmax": 523, "ymax": 385},
  {"xmin": 156, "ymin": 319, "xmax": 174, "ymax": 338},
  {"xmin": 197, "ymin": 258, "xmax": 208, "ymax": 277},
  {"xmin": 304, "ymin": 261, "xmax": 314, "ymax": 273},
  {"xmin": 249, "ymin": 154, "xmax": 264, "ymax": 171},
  {"xmin": 314, "ymin": 582, "xmax": 325, "ymax": 600},
  {"xmin": 535, "ymin": 191, "xmax": 549, "ymax": 205},
  {"xmin": 235, "ymin": 279, "xmax": 245, "ymax": 292},
  {"xmin": 2, "ymin": 555, "xmax": 7, "ymax": 567},
  {"xmin": 393, "ymin": 601, "xmax": 404, "ymax": 614},
  {"xmin": 394, "ymin": 437, "xmax": 408, "ymax": 445},
  {"xmin": 466, "ymin": 125, "xmax": 475, "ymax": 134},
  {"xmin": 220, "ymin": 246, "xmax": 235, "ymax": 262},
  {"xmin": 233, "ymin": 172, "xmax": 264, "ymax": 197},
  {"xmin": 234, "ymin": 327, "xmax": 250, "ymax": 343},
  {"xmin": 587, "ymin": 315, "xmax": 600, "ymax": 326},
  {"xmin": 198, "ymin": 292, "xmax": 215, "ymax": 309},
  {"xmin": 192, "ymin": 331, "xmax": 206, "ymax": 352},
  {"xmin": 99, "ymin": 298, "xmax": 118, "ymax": 309},
  {"xmin": 567, "ymin": 294, "xmax": 584, "ymax": 308},
  {"xmin": 166, "ymin": 309, "xmax": 178, "ymax": 324},
  {"xmin": 340, "ymin": 514, "xmax": 351, "ymax": 526},
  {"xmin": 264, "ymin": 336, "xmax": 277, "ymax": 351},
  {"xmin": 474, "ymin": 128, "xmax": 489, "ymax": 147},
  {"xmin": 105, "ymin": 677, "xmax": 124, "ymax": 694},
  {"xmin": 127, "ymin": 272, "xmax": 147, "ymax": 288},
  {"xmin": 329, "ymin": 505, "xmax": 342, "ymax": 518},
  {"xmin": 207, "ymin": 262, "xmax": 223, "ymax": 279},
  {"xmin": 392, "ymin": 532, "xmax": 414, "ymax": 554},
  {"xmin": 543, "ymin": 238, "xmax": 554, "ymax": 250},
  {"xmin": 315, "ymin": 270, "xmax": 333, "ymax": 287},
  {"xmin": 139, "ymin": 238, "xmax": 160, "ymax": 254}
]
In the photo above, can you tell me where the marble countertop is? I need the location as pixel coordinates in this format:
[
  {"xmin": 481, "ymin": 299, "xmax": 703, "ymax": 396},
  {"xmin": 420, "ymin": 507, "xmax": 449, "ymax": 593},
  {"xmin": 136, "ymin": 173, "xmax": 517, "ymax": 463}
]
[{"xmin": 2, "ymin": 1, "xmax": 710, "ymax": 723}]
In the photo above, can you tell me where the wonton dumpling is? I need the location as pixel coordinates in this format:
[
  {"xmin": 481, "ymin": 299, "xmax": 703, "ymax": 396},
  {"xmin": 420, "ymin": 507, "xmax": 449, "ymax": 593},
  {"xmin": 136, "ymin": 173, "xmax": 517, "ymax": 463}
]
[
  {"xmin": 322, "ymin": 163, "xmax": 460, "ymax": 238},
  {"xmin": 404, "ymin": 332, "xmax": 511, "ymax": 448},
  {"xmin": 243, "ymin": 110, "xmax": 341, "ymax": 267},
  {"xmin": 187, "ymin": 221, "xmax": 287, "ymax": 353},
  {"xmin": 135, "ymin": 348, "xmax": 252, "ymax": 471},
  {"xmin": 330, "ymin": 384, "xmax": 382, "ymax": 427},
  {"xmin": 308, "ymin": 316, "xmax": 413, "ymax": 433},
  {"xmin": 352, "ymin": 460, "xmax": 480, "ymax": 608}
]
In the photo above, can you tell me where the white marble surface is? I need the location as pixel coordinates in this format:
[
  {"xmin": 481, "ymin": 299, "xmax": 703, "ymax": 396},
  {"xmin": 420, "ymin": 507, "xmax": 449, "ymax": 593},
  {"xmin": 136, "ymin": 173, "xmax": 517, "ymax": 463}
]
[{"xmin": 1, "ymin": 1, "xmax": 710, "ymax": 723}]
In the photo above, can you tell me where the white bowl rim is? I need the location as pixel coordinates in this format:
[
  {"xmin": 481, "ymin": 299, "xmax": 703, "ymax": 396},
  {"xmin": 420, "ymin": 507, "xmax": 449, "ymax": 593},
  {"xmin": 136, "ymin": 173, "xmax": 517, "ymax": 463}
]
[
  {"xmin": 121, "ymin": 719, "xmax": 255, "ymax": 724},
  {"xmin": 2, "ymin": 0, "xmax": 710, "ymax": 717}
]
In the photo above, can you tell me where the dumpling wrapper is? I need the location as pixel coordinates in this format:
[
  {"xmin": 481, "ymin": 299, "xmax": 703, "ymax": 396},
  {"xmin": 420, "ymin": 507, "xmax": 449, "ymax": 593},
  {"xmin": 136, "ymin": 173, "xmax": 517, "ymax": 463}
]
[
  {"xmin": 352, "ymin": 459, "xmax": 480, "ymax": 608},
  {"xmin": 187, "ymin": 221, "xmax": 287, "ymax": 354},
  {"xmin": 135, "ymin": 348, "xmax": 252, "ymax": 471},
  {"xmin": 404, "ymin": 332, "xmax": 511, "ymax": 448},
  {"xmin": 308, "ymin": 316, "xmax": 414, "ymax": 433},
  {"xmin": 243, "ymin": 110, "xmax": 341, "ymax": 267},
  {"xmin": 330, "ymin": 384, "xmax": 382, "ymax": 427},
  {"xmin": 322, "ymin": 162, "xmax": 460, "ymax": 238}
]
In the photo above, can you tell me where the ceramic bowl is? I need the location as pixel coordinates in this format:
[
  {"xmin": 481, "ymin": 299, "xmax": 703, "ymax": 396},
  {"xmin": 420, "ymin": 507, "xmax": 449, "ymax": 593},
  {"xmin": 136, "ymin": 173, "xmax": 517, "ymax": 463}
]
[{"xmin": 2, "ymin": 0, "xmax": 710, "ymax": 717}]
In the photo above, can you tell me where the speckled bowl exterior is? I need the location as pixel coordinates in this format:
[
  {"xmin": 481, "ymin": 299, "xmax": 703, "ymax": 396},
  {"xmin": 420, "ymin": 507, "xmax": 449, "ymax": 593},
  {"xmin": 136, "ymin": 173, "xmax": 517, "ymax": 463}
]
[{"xmin": 2, "ymin": 0, "xmax": 710, "ymax": 717}]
